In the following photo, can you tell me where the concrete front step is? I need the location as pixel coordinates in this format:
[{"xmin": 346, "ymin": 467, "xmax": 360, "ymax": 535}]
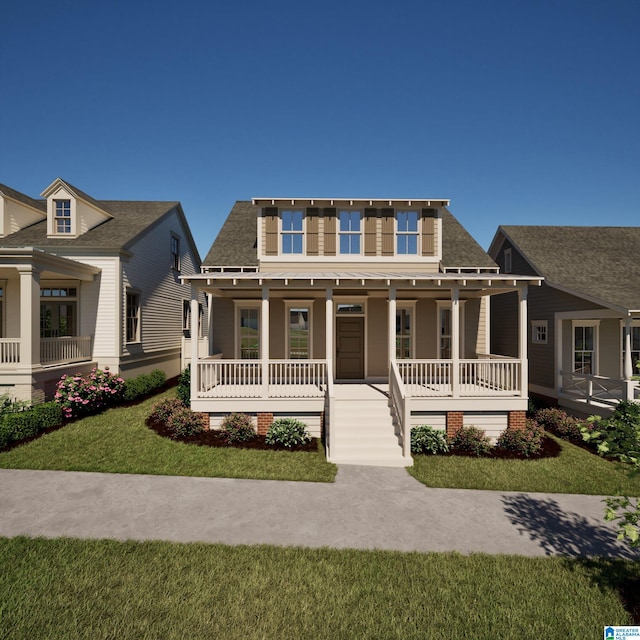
[{"xmin": 329, "ymin": 455, "xmax": 413, "ymax": 468}]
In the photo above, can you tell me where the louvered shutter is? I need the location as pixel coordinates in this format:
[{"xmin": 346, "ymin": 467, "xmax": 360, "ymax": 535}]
[
  {"xmin": 421, "ymin": 208, "xmax": 436, "ymax": 256},
  {"xmin": 323, "ymin": 208, "xmax": 336, "ymax": 256},
  {"xmin": 364, "ymin": 208, "xmax": 377, "ymax": 256},
  {"xmin": 381, "ymin": 208, "xmax": 395, "ymax": 256},
  {"xmin": 264, "ymin": 207, "xmax": 278, "ymax": 256},
  {"xmin": 306, "ymin": 208, "xmax": 319, "ymax": 255}
]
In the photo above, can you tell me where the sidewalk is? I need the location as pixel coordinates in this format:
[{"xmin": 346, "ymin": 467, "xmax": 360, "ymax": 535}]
[{"xmin": 1, "ymin": 466, "xmax": 639, "ymax": 559}]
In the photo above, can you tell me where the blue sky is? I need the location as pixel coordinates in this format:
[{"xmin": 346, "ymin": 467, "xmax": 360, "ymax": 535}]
[{"xmin": 2, "ymin": 0, "xmax": 638, "ymax": 259}]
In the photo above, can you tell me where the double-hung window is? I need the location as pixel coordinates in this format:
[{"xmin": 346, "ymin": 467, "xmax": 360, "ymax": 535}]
[
  {"xmin": 622, "ymin": 323, "xmax": 640, "ymax": 376},
  {"xmin": 573, "ymin": 323, "xmax": 597, "ymax": 374},
  {"xmin": 396, "ymin": 306, "xmax": 414, "ymax": 359},
  {"xmin": 339, "ymin": 210, "xmax": 361, "ymax": 254},
  {"xmin": 238, "ymin": 307, "xmax": 260, "ymax": 359},
  {"xmin": 126, "ymin": 292, "xmax": 141, "ymax": 343},
  {"xmin": 282, "ymin": 210, "xmax": 303, "ymax": 254},
  {"xmin": 171, "ymin": 235, "xmax": 180, "ymax": 271},
  {"xmin": 396, "ymin": 211, "xmax": 418, "ymax": 255},
  {"xmin": 54, "ymin": 200, "xmax": 71, "ymax": 234},
  {"xmin": 286, "ymin": 302, "xmax": 311, "ymax": 359}
]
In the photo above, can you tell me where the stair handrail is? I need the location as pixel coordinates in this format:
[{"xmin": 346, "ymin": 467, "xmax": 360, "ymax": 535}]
[
  {"xmin": 390, "ymin": 361, "xmax": 411, "ymax": 459},
  {"xmin": 325, "ymin": 359, "xmax": 335, "ymax": 460}
]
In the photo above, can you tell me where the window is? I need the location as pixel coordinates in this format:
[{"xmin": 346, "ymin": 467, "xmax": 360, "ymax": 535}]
[
  {"xmin": 622, "ymin": 324, "xmax": 640, "ymax": 375},
  {"xmin": 239, "ymin": 307, "xmax": 260, "ymax": 359},
  {"xmin": 396, "ymin": 211, "xmax": 419, "ymax": 255},
  {"xmin": 171, "ymin": 235, "xmax": 180, "ymax": 271},
  {"xmin": 281, "ymin": 210, "xmax": 303, "ymax": 254},
  {"xmin": 531, "ymin": 320, "xmax": 548, "ymax": 344},
  {"xmin": 504, "ymin": 248, "xmax": 512, "ymax": 274},
  {"xmin": 396, "ymin": 307, "xmax": 413, "ymax": 359},
  {"xmin": 0, "ymin": 285, "xmax": 4, "ymax": 338},
  {"xmin": 286, "ymin": 303, "xmax": 311, "ymax": 359},
  {"xmin": 339, "ymin": 210, "xmax": 361, "ymax": 254},
  {"xmin": 183, "ymin": 300, "xmax": 205, "ymax": 337},
  {"xmin": 54, "ymin": 200, "xmax": 71, "ymax": 234},
  {"xmin": 436, "ymin": 301, "xmax": 465, "ymax": 359},
  {"xmin": 40, "ymin": 286, "xmax": 78, "ymax": 338},
  {"xmin": 126, "ymin": 292, "xmax": 141, "ymax": 343},
  {"xmin": 573, "ymin": 323, "xmax": 596, "ymax": 374},
  {"xmin": 336, "ymin": 303, "xmax": 364, "ymax": 314}
]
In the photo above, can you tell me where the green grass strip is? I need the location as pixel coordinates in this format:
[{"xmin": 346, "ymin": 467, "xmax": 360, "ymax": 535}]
[
  {"xmin": 0, "ymin": 536, "xmax": 637, "ymax": 639},
  {"xmin": 0, "ymin": 390, "xmax": 336, "ymax": 482},
  {"xmin": 410, "ymin": 434, "xmax": 640, "ymax": 495}
]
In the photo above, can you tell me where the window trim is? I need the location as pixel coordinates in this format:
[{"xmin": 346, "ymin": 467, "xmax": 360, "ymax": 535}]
[
  {"xmin": 234, "ymin": 301, "xmax": 261, "ymax": 359},
  {"xmin": 620, "ymin": 319, "xmax": 640, "ymax": 378},
  {"xmin": 531, "ymin": 320, "xmax": 548, "ymax": 345},
  {"xmin": 170, "ymin": 234, "xmax": 181, "ymax": 272},
  {"xmin": 280, "ymin": 209, "xmax": 305, "ymax": 255},
  {"xmin": 338, "ymin": 209, "xmax": 362, "ymax": 255},
  {"xmin": 395, "ymin": 210, "xmax": 419, "ymax": 256},
  {"xmin": 53, "ymin": 199, "xmax": 72, "ymax": 235},
  {"xmin": 572, "ymin": 320, "xmax": 599, "ymax": 375},
  {"xmin": 284, "ymin": 300, "xmax": 313, "ymax": 359},
  {"xmin": 396, "ymin": 301, "xmax": 417, "ymax": 359},
  {"xmin": 125, "ymin": 290, "xmax": 142, "ymax": 344}
]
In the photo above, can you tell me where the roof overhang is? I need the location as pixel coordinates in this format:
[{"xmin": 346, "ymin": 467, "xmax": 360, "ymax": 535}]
[
  {"xmin": 0, "ymin": 247, "xmax": 101, "ymax": 281},
  {"xmin": 252, "ymin": 198, "xmax": 450, "ymax": 208}
]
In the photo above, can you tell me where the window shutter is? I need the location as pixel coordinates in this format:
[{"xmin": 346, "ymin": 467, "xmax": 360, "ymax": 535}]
[
  {"xmin": 264, "ymin": 207, "xmax": 278, "ymax": 256},
  {"xmin": 421, "ymin": 208, "xmax": 436, "ymax": 256},
  {"xmin": 306, "ymin": 208, "xmax": 319, "ymax": 255},
  {"xmin": 381, "ymin": 208, "xmax": 394, "ymax": 256},
  {"xmin": 364, "ymin": 208, "xmax": 377, "ymax": 256},
  {"xmin": 323, "ymin": 208, "xmax": 336, "ymax": 256}
]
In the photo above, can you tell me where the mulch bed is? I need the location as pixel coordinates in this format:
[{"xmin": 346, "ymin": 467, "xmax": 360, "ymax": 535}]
[
  {"xmin": 439, "ymin": 435, "xmax": 562, "ymax": 460},
  {"xmin": 146, "ymin": 419, "xmax": 320, "ymax": 452}
]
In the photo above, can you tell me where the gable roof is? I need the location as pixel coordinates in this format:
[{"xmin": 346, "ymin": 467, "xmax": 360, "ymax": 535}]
[
  {"xmin": 0, "ymin": 183, "xmax": 47, "ymax": 213},
  {"xmin": 493, "ymin": 225, "xmax": 640, "ymax": 313},
  {"xmin": 203, "ymin": 201, "xmax": 497, "ymax": 270},
  {"xmin": 41, "ymin": 178, "xmax": 113, "ymax": 218}
]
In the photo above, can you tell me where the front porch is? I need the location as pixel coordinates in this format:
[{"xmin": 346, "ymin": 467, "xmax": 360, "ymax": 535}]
[{"xmin": 0, "ymin": 336, "xmax": 93, "ymax": 368}]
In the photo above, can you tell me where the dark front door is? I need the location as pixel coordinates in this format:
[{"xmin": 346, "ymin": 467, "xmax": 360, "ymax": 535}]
[{"xmin": 336, "ymin": 317, "xmax": 364, "ymax": 379}]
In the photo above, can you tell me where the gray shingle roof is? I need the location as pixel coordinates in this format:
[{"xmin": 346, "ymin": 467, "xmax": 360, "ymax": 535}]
[
  {"xmin": 0, "ymin": 183, "xmax": 46, "ymax": 213},
  {"xmin": 203, "ymin": 201, "xmax": 496, "ymax": 270},
  {"xmin": 1, "ymin": 200, "xmax": 181, "ymax": 251},
  {"xmin": 498, "ymin": 225, "xmax": 640, "ymax": 312}
]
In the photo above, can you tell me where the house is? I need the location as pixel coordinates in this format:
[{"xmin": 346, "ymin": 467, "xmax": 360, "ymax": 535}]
[
  {"xmin": 0, "ymin": 178, "xmax": 204, "ymax": 403},
  {"xmin": 489, "ymin": 225, "xmax": 640, "ymax": 415},
  {"xmin": 182, "ymin": 198, "xmax": 541, "ymax": 466}
]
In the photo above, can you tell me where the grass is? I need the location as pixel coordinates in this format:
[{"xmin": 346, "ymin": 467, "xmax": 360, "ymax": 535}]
[
  {"xmin": 0, "ymin": 536, "xmax": 637, "ymax": 639},
  {"xmin": 409, "ymin": 434, "xmax": 640, "ymax": 495},
  {"xmin": 0, "ymin": 389, "xmax": 336, "ymax": 482}
]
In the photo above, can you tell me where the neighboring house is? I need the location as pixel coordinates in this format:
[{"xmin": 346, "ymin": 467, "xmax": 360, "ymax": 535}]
[
  {"xmin": 0, "ymin": 178, "xmax": 204, "ymax": 403},
  {"xmin": 182, "ymin": 198, "xmax": 540, "ymax": 466},
  {"xmin": 489, "ymin": 226, "xmax": 640, "ymax": 416}
]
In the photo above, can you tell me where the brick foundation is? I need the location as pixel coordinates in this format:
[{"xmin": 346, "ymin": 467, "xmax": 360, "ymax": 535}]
[
  {"xmin": 257, "ymin": 412, "xmax": 274, "ymax": 436},
  {"xmin": 446, "ymin": 411, "xmax": 464, "ymax": 437},
  {"xmin": 508, "ymin": 410, "xmax": 527, "ymax": 430}
]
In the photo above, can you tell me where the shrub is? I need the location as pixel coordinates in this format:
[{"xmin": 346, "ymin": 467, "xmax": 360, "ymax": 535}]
[
  {"xmin": 123, "ymin": 369, "xmax": 167, "ymax": 402},
  {"xmin": 449, "ymin": 425, "xmax": 491, "ymax": 456},
  {"xmin": 496, "ymin": 419, "xmax": 544, "ymax": 457},
  {"xmin": 165, "ymin": 405, "xmax": 207, "ymax": 439},
  {"xmin": 31, "ymin": 402, "xmax": 64, "ymax": 429},
  {"xmin": 0, "ymin": 401, "xmax": 63, "ymax": 448},
  {"xmin": 149, "ymin": 398, "xmax": 185, "ymax": 424},
  {"xmin": 410, "ymin": 425, "xmax": 449, "ymax": 455},
  {"xmin": 55, "ymin": 368, "xmax": 125, "ymax": 419},
  {"xmin": 177, "ymin": 367, "xmax": 190, "ymax": 405},
  {"xmin": 534, "ymin": 407, "xmax": 582, "ymax": 442},
  {"xmin": 265, "ymin": 418, "xmax": 311, "ymax": 448},
  {"xmin": 581, "ymin": 401, "xmax": 640, "ymax": 462},
  {"xmin": 0, "ymin": 394, "xmax": 31, "ymax": 418},
  {"xmin": 220, "ymin": 413, "xmax": 256, "ymax": 445}
]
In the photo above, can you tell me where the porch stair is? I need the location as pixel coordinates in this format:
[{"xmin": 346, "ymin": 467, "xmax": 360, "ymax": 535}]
[{"xmin": 328, "ymin": 385, "xmax": 412, "ymax": 467}]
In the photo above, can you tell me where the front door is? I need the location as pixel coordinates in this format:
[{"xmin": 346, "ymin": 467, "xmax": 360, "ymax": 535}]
[{"xmin": 336, "ymin": 317, "xmax": 364, "ymax": 379}]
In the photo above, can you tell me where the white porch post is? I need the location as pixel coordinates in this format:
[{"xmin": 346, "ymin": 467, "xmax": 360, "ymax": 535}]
[
  {"xmin": 18, "ymin": 266, "xmax": 41, "ymax": 369},
  {"xmin": 325, "ymin": 287, "xmax": 333, "ymax": 376},
  {"xmin": 388, "ymin": 285, "xmax": 396, "ymax": 366},
  {"xmin": 623, "ymin": 316, "xmax": 634, "ymax": 401},
  {"xmin": 261, "ymin": 285, "xmax": 270, "ymax": 397},
  {"xmin": 518, "ymin": 285, "xmax": 528, "ymax": 398},
  {"xmin": 190, "ymin": 287, "xmax": 199, "ymax": 402},
  {"xmin": 451, "ymin": 286, "xmax": 460, "ymax": 397}
]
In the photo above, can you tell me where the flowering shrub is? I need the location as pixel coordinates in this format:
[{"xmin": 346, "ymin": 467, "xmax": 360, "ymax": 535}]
[
  {"xmin": 410, "ymin": 425, "xmax": 449, "ymax": 455},
  {"xmin": 55, "ymin": 368, "xmax": 125, "ymax": 419},
  {"xmin": 534, "ymin": 407, "xmax": 582, "ymax": 442},
  {"xmin": 449, "ymin": 425, "xmax": 492, "ymax": 456},
  {"xmin": 495, "ymin": 419, "xmax": 544, "ymax": 457},
  {"xmin": 220, "ymin": 413, "xmax": 256, "ymax": 444},
  {"xmin": 265, "ymin": 418, "xmax": 311, "ymax": 448},
  {"xmin": 149, "ymin": 398, "xmax": 185, "ymax": 424},
  {"xmin": 149, "ymin": 397, "xmax": 206, "ymax": 439}
]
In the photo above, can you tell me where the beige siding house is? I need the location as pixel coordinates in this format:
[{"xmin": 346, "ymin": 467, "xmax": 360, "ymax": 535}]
[
  {"xmin": 489, "ymin": 226, "xmax": 640, "ymax": 415},
  {"xmin": 183, "ymin": 198, "xmax": 541, "ymax": 466},
  {"xmin": 0, "ymin": 179, "xmax": 203, "ymax": 402}
]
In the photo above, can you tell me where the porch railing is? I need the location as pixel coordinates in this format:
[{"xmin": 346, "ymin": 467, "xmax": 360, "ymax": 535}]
[
  {"xmin": 389, "ymin": 361, "xmax": 411, "ymax": 458},
  {"xmin": 196, "ymin": 359, "xmax": 327, "ymax": 399},
  {"xmin": 40, "ymin": 336, "xmax": 92, "ymax": 366},
  {"xmin": 0, "ymin": 339, "xmax": 20, "ymax": 366},
  {"xmin": 560, "ymin": 371, "xmax": 638, "ymax": 405}
]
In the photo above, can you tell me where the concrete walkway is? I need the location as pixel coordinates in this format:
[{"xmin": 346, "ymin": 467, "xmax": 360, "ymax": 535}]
[{"xmin": 1, "ymin": 466, "xmax": 639, "ymax": 559}]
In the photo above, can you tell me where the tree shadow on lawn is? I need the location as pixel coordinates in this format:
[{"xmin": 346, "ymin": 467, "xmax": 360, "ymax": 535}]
[{"xmin": 502, "ymin": 493, "xmax": 640, "ymax": 623}]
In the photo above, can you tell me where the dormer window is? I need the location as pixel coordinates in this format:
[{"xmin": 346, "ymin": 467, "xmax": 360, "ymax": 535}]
[
  {"xmin": 396, "ymin": 211, "xmax": 419, "ymax": 254},
  {"xmin": 339, "ymin": 210, "xmax": 361, "ymax": 254},
  {"xmin": 282, "ymin": 210, "xmax": 303, "ymax": 254},
  {"xmin": 55, "ymin": 200, "xmax": 71, "ymax": 234}
]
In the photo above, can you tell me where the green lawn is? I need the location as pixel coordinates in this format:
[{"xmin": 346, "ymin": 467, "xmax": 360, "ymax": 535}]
[
  {"xmin": 1, "ymin": 536, "xmax": 637, "ymax": 639},
  {"xmin": 0, "ymin": 390, "xmax": 336, "ymax": 482},
  {"xmin": 410, "ymin": 434, "xmax": 640, "ymax": 495}
]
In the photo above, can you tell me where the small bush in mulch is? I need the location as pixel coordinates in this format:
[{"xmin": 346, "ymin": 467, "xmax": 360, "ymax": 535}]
[
  {"xmin": 534, "ymin": 407, "xmax": 583, "ymax": 442},
  {"xmin": 265, "ymin": 418, "xmax": 311, "ymax": 449},
  {"xmin": 410, "ymin": 425, "xmax": 449, "ymax": 455},
  {"xmin": 149, "ymin": 398, "xmax": 206, "ymax": 439},
  {"xmin": 220, "ymin": 413, "xmax": 256, "ymax": 445},
  {"xmin": 449, "ymin": 426, "xmax": 492, "ymax": 457},
  {"xmin": 495, "ymin": 419, "xmax": 545, "ymax": 458}
]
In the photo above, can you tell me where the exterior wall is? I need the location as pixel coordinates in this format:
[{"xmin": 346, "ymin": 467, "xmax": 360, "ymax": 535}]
[
  {"xmin": 416, "ymin": 299, "xmax": 438, "ymax": 359},
  {"xmin": 210, "ymin": 297, "xmax": 235, "ymax": 356},
  {"xmin": 367, "ymin": 297, "xmax": 387, "ymax": 377},
  {"xmin": 312, "ymin": 299, "xmax": 326, "ymax": 359},
  {"xmin": 464, "ymin": 298, "xmax": 480, "ymax": 358},
  {"xmin": 1, "ymin": 198, "xmax": 44, "ymax": 236},
  {"xmin": 208, "ymin": 411, "xmax": 323, "ymax": 438},
  {"xmin": 4, "ymin": 276, "xmax": 20, "ymax": 337}
]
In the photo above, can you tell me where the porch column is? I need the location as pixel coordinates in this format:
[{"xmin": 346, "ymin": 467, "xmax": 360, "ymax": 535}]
[
  {"xmin": 518, "ymin": 285, "xmax": 528, "ymax": 398},
  {"xmin": 388, "ymin": 285, "xmax": 396, "ymax": 365},
  {"xmin": 190, "ymin": 287, "xmax": 199, "ymax": 402},
  {"xmin": 261, "ymin": 286, "xmax": 270, "ymax": 396},
  {"xmin": 451, "ymin": 286, "xmax": 460, "ymax": 397},
  {"xmin": 325, "ymin": 287, "xmax": 333, "ymax": 375},
  {"xmin": 623, "ymin": 316, "xmax": 634, "ymax": 401},
  {"xmin": 18, "ymin": 266, "xmax": 41, "ymax": 369}
]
